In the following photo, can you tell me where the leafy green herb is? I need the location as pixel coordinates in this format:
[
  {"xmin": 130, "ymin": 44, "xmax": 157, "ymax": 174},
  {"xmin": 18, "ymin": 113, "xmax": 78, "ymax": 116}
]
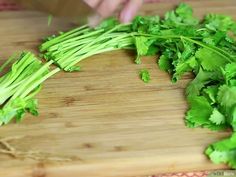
[
  {"xmin": 139, "ymin": 69, "xmax": 151, "ymax": 83},
  {"xmin": 39, "ymin": 3, "xmax": 236, "ymax": 169},
  {"xmin": 206, "ymin": 133, "xmax": 236, "ymax": 169},
  {"xmin": 135, "ymin": 37, "xmax": 150, "ymax": 64},
  {"xmin": 0, "ymin": 52, "xmax": 59, "ymax": 125},
  {"xmin": 185, "ymin": 96, "xmax": 213, "ymax": 128}
]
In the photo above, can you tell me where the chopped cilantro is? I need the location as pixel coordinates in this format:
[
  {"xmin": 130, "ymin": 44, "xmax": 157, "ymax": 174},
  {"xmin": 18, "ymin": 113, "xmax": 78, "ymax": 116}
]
[
  {"xmin": 48, "ymin": 14, "xmax": 53, "ymax": 27},
  {"xmin": 2, "ymin": 2, "xmax": 236, "ymax": 151},
  {"xmin": 206, "ymin": 133, "xmax": 236, "ymax": 169},
  {"xmin": 139, "ymin": 69, "xmax": 151, "ymax": 83}
]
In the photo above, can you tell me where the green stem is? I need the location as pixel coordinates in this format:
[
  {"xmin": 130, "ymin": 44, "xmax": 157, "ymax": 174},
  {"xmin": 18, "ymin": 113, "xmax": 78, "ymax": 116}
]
[
  {"xmin": 61, "ymin": 34, "xmax": 132, "ymax": 68},
  {"xmin": 63, "ymin": 38, "xmax": 133, "ymax": 70},
  {"xmin": 24, "ymin": 85, "xmax": 42, "ymax": 101},
  {"xmin": 47, "ymin": 29, "xmax": 104, "ymax": 52},
  {"xmin": 40, "ymin": 25, "xmax": 90, "ymax": 51},
  {"xmin": 75, "ymin": 24, "xmax": 129, "ymax": 55},
  {"xmin": 0, "ymin": 53, "xmax": 17, "ymax": 73},
  {"xmin": 0, "ymin": 53, "xmax": 36, "ymax": 88},
  {"xmin": 11, "ymin": 60, "xmax": 53, "ymax": 100}
]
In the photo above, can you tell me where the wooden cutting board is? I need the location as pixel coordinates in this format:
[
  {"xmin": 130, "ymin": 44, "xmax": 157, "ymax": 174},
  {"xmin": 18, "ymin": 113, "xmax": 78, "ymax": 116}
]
[{"xmin": 0, "ymin": 1, "xmax": 235, "ymax": 177}]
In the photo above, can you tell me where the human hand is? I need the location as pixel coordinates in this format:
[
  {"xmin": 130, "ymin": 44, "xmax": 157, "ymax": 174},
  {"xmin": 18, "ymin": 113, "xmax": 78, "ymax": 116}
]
[{"xmin": 84, "ymin": 0, "xmax": 145, "ymax": 26}]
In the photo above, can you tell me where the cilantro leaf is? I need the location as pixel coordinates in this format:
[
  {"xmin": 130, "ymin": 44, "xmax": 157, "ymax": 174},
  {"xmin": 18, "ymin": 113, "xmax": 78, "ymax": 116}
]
[
  {"xmin": 96, "ymin": 17, "xmax": 119, "ymax": 30},
  {"xmin": 163, "ymin": 3, "xmax": 198, "ymax": 28},
  {"xmin": 158, "ymin": 54, "xmax": 173, "ymax": 72},
  {"xmin": 139, "ymin": 69, "xmax": 151, "ymax": 83},
  {"xmin": 135, "ymin": 36, "xmax": 151, "ymax": 64},
  {"xmin": 186, "ymin": 68, "xmax": 218, "ymax": 96},
  {"xmin": 222, "ymin": 63, "xmax": 236, "ymax": 85},
  {"xmin": 175, "ymin": 3, "xmax": 199, "ymax": 25},
  {"xmin": 202, "ymin": 85, "xmax": 219, "ymax": 105},
  {"xmin": 173, "ymin": 56, "xmax": 197, "ymax": 82},
  {"xmin": 204, "ymin": 14, "xmax": 235, "ymax": 32},
  {"xmin": 227, "ymin": 106, "xmax": 236, "ymax": 131},
  {"xmin": 217, "ymin": 85, "xmax": 236, "ymax": 108},
  {"xmin": 206, "ymin": 133, "xmax": 236, "ymax": 169},
  {"xmin": 209, "ymin": 108, "xmax": 226, "ymax": 125},
  {"xmin": 0, "ymin": 98, "xmax": 39, "ymax": 125},
  {"xmin": 195, "ymin": 48, "xmax": 229, "ymax": 71},
  {"xmin": 185, "ymin": 96, "xmax": 213, "ymax": 128}
]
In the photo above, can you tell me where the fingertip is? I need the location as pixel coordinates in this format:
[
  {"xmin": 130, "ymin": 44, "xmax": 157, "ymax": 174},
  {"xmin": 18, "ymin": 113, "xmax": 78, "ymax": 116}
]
[
  {"xmin": 87, "ymin": 14, "xmax": 102, "ymax": 27},
  {"xmin": 120, "ymin": 0, "xmax": 143, "ymax": 23},
  {"xmin": 119, "ymin": 9, "xmax": 132, "ymax": 23},
  {"xmin": 97, "ymin": 0, "xmax": 125, "ymax": 19},
  {"xmin": 84, "ymin": 0, "xmax": 102, "ymax": 8}
]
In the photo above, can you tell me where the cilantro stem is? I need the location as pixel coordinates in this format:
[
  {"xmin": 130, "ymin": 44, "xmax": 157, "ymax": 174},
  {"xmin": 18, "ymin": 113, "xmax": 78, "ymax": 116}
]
[
  {"xmin": 40, "ymin": 25, "xmax": 90, "ymax": 51},
  {"xmin": 62, "ymin": 35, "xmax": 133, "ymax": 69},
  {"xmin": 0, "ymin": 53, "xmax": 17, "ymax": 73},
  {"xmin": 10, "ymin": 60, "xmax": 54, "ymax": 100},
  {"xmin": 47, "ymin": 29, "xmax": 104, "ymax": 52},
  {"xmin": 20, "ymin": 68, "xmax": 60, "ymax": 98},
  {"xmin": 24, "ymin": 85, "xmax": 42, "ymax": 101}
]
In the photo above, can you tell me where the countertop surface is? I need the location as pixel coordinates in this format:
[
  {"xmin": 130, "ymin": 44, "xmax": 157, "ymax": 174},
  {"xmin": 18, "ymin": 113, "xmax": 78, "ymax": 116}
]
[{"xmin": 0, "ymin": 1, "xmax": 235, "ymax": 177}]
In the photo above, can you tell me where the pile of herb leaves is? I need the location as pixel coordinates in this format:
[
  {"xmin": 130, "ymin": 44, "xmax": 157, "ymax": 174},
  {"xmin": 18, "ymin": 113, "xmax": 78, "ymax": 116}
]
[
  {"xmin": 0, "ymin": 3, "xmax": 234, "ymax": 168},
  {"xmin": 40, "ymin": 3, "xmax": 236, "ymax": 168}
]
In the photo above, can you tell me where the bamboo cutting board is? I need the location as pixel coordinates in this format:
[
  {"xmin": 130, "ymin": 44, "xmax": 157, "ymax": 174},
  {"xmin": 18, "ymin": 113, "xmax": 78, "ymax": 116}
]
[{"xmin": 0, "ymin": 1, "xmax": 235, "ymax": 177}]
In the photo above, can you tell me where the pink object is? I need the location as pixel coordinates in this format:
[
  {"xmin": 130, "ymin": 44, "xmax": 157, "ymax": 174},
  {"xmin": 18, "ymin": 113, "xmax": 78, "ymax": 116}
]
[
  {"xmin": 145, "ymin": 0, "xmax": 177, "ymax": 2},
  {"xmin": 0, "ymin": 0, "xmax": 20, "ymax": 11}
]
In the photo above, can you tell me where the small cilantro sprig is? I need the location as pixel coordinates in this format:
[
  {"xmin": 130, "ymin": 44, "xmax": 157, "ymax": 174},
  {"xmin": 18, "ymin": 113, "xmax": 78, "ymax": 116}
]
[
  {"xmin": 205, "ymin": 133, "xmax": 236, "ymax": 169},
  {"xmin": 139, "ymin": 69, "xmax": 151, "ymax": 83}
]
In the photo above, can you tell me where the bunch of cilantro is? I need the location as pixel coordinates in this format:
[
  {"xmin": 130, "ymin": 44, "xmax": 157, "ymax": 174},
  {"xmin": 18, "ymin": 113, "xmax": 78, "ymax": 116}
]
[
  {"xmin": 40, "ymin": 3, "xmax": 236, "ymax": 168},
  {"xmin": 0, "ymin": 3, "xmax": 230, "ymax": 167},
  {"xmin": 0, "ymin": 52, "xmax": 59, "ymax": 125}
]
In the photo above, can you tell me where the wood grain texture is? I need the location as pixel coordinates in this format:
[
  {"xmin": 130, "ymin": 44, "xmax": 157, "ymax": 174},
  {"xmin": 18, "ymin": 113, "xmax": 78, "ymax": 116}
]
[{"xmin": 0, "ymin": 0, "xmax": 235, "ymax": 177}]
